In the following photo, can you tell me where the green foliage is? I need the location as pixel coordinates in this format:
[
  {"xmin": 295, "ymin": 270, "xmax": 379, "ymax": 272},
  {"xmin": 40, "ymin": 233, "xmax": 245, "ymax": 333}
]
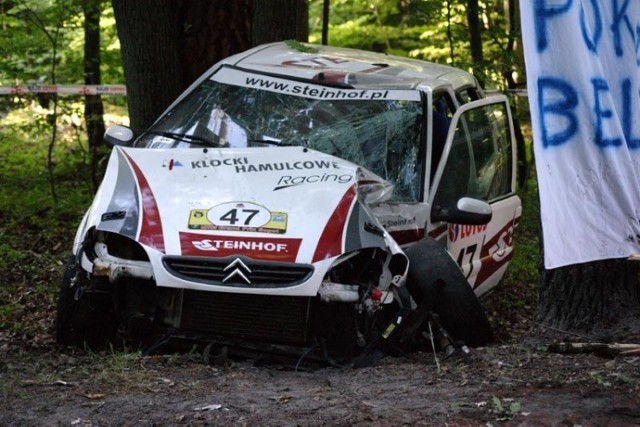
[
  {"xmin": 285, "ymin": 39, "xmax": 319, "ymax": 53},
  {"xmin": 492, "ymin": 396, "xmax": 521, "ymax": 420},
  {"xmin": 504, "ymin": 175, "xmax": 540, "ymax": 287},
  {"xmin": 310, "ymin": 0, "xmax": 441, "ymax": 54},
  {"xmin": 0, "ymin": 0, "xmax": 123, "ymax": 86},
  {"xmin": 99, "ymin": 8, "xmax": 125, "ymax": 86},
  {"xmin": 0, "ymin": 0, "xmax": 81, "ymax": 84},
  {"xmin": 0, "ymin": 100, "xmax": 125, "ymax": 341},
  {"xmin": 309, "ymin": 0, "xmax": 525, "ymax": 90}
]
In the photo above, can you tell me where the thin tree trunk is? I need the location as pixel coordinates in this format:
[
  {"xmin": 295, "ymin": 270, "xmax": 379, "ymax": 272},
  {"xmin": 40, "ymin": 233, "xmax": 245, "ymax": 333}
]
[
  {"xmin": 446, "ymin": 0, "xmax": 454, "ymax": 64},
  {"xmin": 83, "ymin": 0, "xmax": 105, "ymax": 189},
  {"xmin": 502, "ymin": 0, "xmax": 527, "ymax": 189},
  {"xmin": 321, "ymin": 0, "xmax": 329, "ymax": 45},
  {"xmin": 466, "ymin": 0, "xmax": 484, "ymax": 87}
]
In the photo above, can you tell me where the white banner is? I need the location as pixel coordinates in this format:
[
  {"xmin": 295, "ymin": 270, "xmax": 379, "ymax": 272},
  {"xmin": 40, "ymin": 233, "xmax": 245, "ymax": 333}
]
[
  {"xmin": 0, "ymin": 84, "xmax": 126, "ymax": 96},
  {"xmin": 520, "ymin": 1, "xmax": 640, "ymax": 268}
]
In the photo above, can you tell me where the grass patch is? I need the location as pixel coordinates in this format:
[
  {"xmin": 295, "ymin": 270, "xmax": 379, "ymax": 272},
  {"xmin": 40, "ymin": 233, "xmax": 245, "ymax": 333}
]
[
  {"xmin": 484, "ymin": 166, "xmax": 542, "ymax": 341},
  {"xmin": 0, "ymin": 101, "xmax": 117, "ymax": 344}
]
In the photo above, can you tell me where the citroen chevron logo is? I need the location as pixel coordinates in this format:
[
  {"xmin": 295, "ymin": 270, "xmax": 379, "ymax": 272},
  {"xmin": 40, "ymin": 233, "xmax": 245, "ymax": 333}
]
[{"xmin": 222, "ymin": 258, "xmax": 252, "ymax": 284}]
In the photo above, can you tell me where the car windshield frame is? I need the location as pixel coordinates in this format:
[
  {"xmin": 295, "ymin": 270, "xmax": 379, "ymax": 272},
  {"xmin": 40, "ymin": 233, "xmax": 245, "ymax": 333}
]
[{"xmin": 135, "ymin": 65, "xmax": 426, "ymax": 201}]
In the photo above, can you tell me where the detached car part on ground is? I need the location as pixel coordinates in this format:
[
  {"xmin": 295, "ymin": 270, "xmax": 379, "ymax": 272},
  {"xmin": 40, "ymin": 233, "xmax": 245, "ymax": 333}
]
[{"xmin": 56, "ymin": 42, "xmax": 521, "ymax": 366}]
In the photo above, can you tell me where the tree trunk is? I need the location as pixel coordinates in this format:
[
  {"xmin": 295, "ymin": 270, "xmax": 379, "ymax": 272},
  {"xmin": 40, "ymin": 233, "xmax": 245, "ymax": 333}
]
[
  {"xmin": 502, "ymin": 0, "xmax": 528, "ymax": 189},
  {"xmin": 112, "ymin": 0, "xmax": 308, "ymax": 132},
  {"xmin": 82, "ymin": 0, "xmax": 105, "ymax": 190},
  {"xmin": 321, "ymin": 0, "xmax": 329, "ymax": 45},
  {"xmin": 252, "ymin": 0, "xmax": 308, "ymax": 46},
  {"xmin": 176, "ymin": 0, "xmax": 252, "ymax": 88},
  {"xmin": 112, "ymin": 0, "xmax": 182, "ymax": 133},
  {"xmin": 466, "ymin": 0, "xmax": 484, "ymax": 87},
  {"xmin": 538, "ymin": 259, "xmax": 640, "ymax": 334}
]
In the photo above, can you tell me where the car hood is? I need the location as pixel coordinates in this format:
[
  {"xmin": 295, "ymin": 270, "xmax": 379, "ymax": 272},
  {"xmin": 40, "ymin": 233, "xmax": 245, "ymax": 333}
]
[{"xmin": 91, "ymin": 146, "xmax": 394, "ymax": 264}]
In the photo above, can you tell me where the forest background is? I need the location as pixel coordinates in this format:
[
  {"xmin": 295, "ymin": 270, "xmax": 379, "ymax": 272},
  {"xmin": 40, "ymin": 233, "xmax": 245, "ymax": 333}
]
[{"xmin": 3, "ymin": 2, "xmax": 640, "ymax": 425}]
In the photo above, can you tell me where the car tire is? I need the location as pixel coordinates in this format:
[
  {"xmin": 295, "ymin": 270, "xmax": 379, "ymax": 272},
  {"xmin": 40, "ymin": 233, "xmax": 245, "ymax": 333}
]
[
  {"xmin": 55, "ymin": 256, "xmax": 82, "ymax": 346},
  {"xmin": 55, "ymin": 255, "xmax": 117, "ymax": 349},
  {"xmin": 404, "ymin": 238, "xmax": 493, "ymax": 346}
]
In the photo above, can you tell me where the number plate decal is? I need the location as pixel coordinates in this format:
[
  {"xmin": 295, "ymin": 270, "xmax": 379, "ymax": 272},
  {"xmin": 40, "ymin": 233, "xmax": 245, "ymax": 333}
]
[{"xmin": 188, "ymin": 202, "xmax": 287, "ymax": 234}]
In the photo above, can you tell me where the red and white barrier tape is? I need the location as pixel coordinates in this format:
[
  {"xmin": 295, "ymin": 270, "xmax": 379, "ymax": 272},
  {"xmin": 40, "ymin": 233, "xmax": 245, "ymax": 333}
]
[{"xmin": 0, "ymin": 84, "xmax": 127, "ymax": 96}]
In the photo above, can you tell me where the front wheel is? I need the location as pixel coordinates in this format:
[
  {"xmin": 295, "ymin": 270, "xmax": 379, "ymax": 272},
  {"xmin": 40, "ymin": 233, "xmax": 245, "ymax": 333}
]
[
  {"xmin": 55, "ymin": 255, "xmax": 117, "ymax": 349},
  {"xmin": 404, "ymin": 238, "xmax": 493, "ymax": 346}
]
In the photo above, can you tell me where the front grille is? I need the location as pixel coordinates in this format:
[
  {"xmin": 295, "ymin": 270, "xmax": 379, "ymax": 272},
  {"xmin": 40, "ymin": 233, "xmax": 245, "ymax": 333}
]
[
  {"xmin": 163, "ymin": 255, "xmax": 314, "ymax": 288},
  {"xmin": 180, "ymin": 290, "xmax": 313, "ymax": 344}
]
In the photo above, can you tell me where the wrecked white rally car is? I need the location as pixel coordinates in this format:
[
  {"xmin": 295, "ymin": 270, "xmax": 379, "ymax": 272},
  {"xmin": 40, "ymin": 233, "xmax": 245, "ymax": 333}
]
[{"xmin": 56, "ymin": 42, "xmax": 521, "ymax": 366}]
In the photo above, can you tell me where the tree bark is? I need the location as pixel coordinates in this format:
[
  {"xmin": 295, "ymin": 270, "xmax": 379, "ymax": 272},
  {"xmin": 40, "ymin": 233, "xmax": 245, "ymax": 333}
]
[
  {"xmin": 112, "ymin": 0, "xmax": 182, "ymax": 133},
  {"xmin": 112, "ymin": 0, "xmax": 308, "ymax": 132},
  {"xmin": 466, "ymin": 0, "xmax": 484, "ymax": 87},
  {"xmin": 82, "ymin": 0, "xmax": 105, "ymax": 189},
  {"xmin": 538, "ymin": 259, "xmax": 640, "ymax": 334},
  {"xmin": 252, "ymin": 0, "xmax": 308, "ymax": 46},
  {"xmin": 176, "ymin": 0, "xmax": 252, "ymax": 88}
]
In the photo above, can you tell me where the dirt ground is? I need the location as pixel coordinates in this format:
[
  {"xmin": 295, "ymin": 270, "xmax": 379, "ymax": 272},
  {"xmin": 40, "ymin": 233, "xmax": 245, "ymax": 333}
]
[{"xmin": 1, "ymin": 311, "xmax": 639, "ymax": 426}]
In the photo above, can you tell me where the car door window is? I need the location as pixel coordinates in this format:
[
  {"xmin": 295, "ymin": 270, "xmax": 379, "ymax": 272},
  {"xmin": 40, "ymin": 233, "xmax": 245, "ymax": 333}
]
[{"xmin": 432, "ymin": 99, "xmax": 514, "ymax": 209}]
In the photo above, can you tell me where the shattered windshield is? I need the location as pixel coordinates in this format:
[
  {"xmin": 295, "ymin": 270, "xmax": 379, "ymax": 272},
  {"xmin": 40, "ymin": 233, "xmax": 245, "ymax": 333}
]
[{"xmin": 136, "ymin": 66, "xmax": 424, "ymax": 201}]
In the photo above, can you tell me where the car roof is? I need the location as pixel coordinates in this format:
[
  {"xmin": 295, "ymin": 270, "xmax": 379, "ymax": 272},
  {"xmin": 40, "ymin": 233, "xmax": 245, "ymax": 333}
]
[{"xmin": 221, "ymin": 42, "xmax": 478, "ymax": 93}]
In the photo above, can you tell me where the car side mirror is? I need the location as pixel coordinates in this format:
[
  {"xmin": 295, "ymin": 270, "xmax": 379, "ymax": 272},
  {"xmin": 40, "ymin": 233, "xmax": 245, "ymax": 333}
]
[
  {"xmin": 104, "ymin": 125, "xmax": 135, "ymax": 147},
  {"xmin": 431, "ymin": 196, "xmax": 492, "ymax": 225}
]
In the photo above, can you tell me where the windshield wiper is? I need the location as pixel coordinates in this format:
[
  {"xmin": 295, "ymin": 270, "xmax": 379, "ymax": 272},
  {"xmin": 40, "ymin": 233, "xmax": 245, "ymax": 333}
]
[
  {"xmin": 145, "ymin": 130, "xmax": 222, "ymax": 147},
  {"xmin": 248, "ymin": 139, "xmax": 287, "ymax": 146}
]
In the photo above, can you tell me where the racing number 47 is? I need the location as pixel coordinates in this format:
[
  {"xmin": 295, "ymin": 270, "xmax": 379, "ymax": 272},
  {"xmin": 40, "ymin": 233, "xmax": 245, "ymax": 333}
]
[{"xmin": 219, "ymin": 208, "xmax": 259, "ymax": 226}]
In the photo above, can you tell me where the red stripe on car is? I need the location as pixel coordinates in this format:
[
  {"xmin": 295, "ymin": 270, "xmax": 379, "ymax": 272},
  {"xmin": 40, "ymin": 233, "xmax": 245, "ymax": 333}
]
[
  {"xmin": 312, "ymin": 186, "xmax": 357, "ymax": 263},
  {"xmin": 474, "ymin": 217, "xmax": 520, "ymax": 287},
  {"xmin": 123, "ymin": 152, "xmax": 165, "ymax": 253}
]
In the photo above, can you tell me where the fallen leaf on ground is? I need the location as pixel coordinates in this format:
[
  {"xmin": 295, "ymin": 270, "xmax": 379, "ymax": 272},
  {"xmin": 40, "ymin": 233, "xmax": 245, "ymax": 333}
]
[{"xmin": 269, "ymin": 395, "xmax": 293, "ymax": 403}]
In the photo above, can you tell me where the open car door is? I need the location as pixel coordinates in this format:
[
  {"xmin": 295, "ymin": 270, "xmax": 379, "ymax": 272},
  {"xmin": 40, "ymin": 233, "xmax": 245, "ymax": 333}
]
[{"xmin": 429, "ymin": 96, "xmax": 522, "ymax": 296}]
